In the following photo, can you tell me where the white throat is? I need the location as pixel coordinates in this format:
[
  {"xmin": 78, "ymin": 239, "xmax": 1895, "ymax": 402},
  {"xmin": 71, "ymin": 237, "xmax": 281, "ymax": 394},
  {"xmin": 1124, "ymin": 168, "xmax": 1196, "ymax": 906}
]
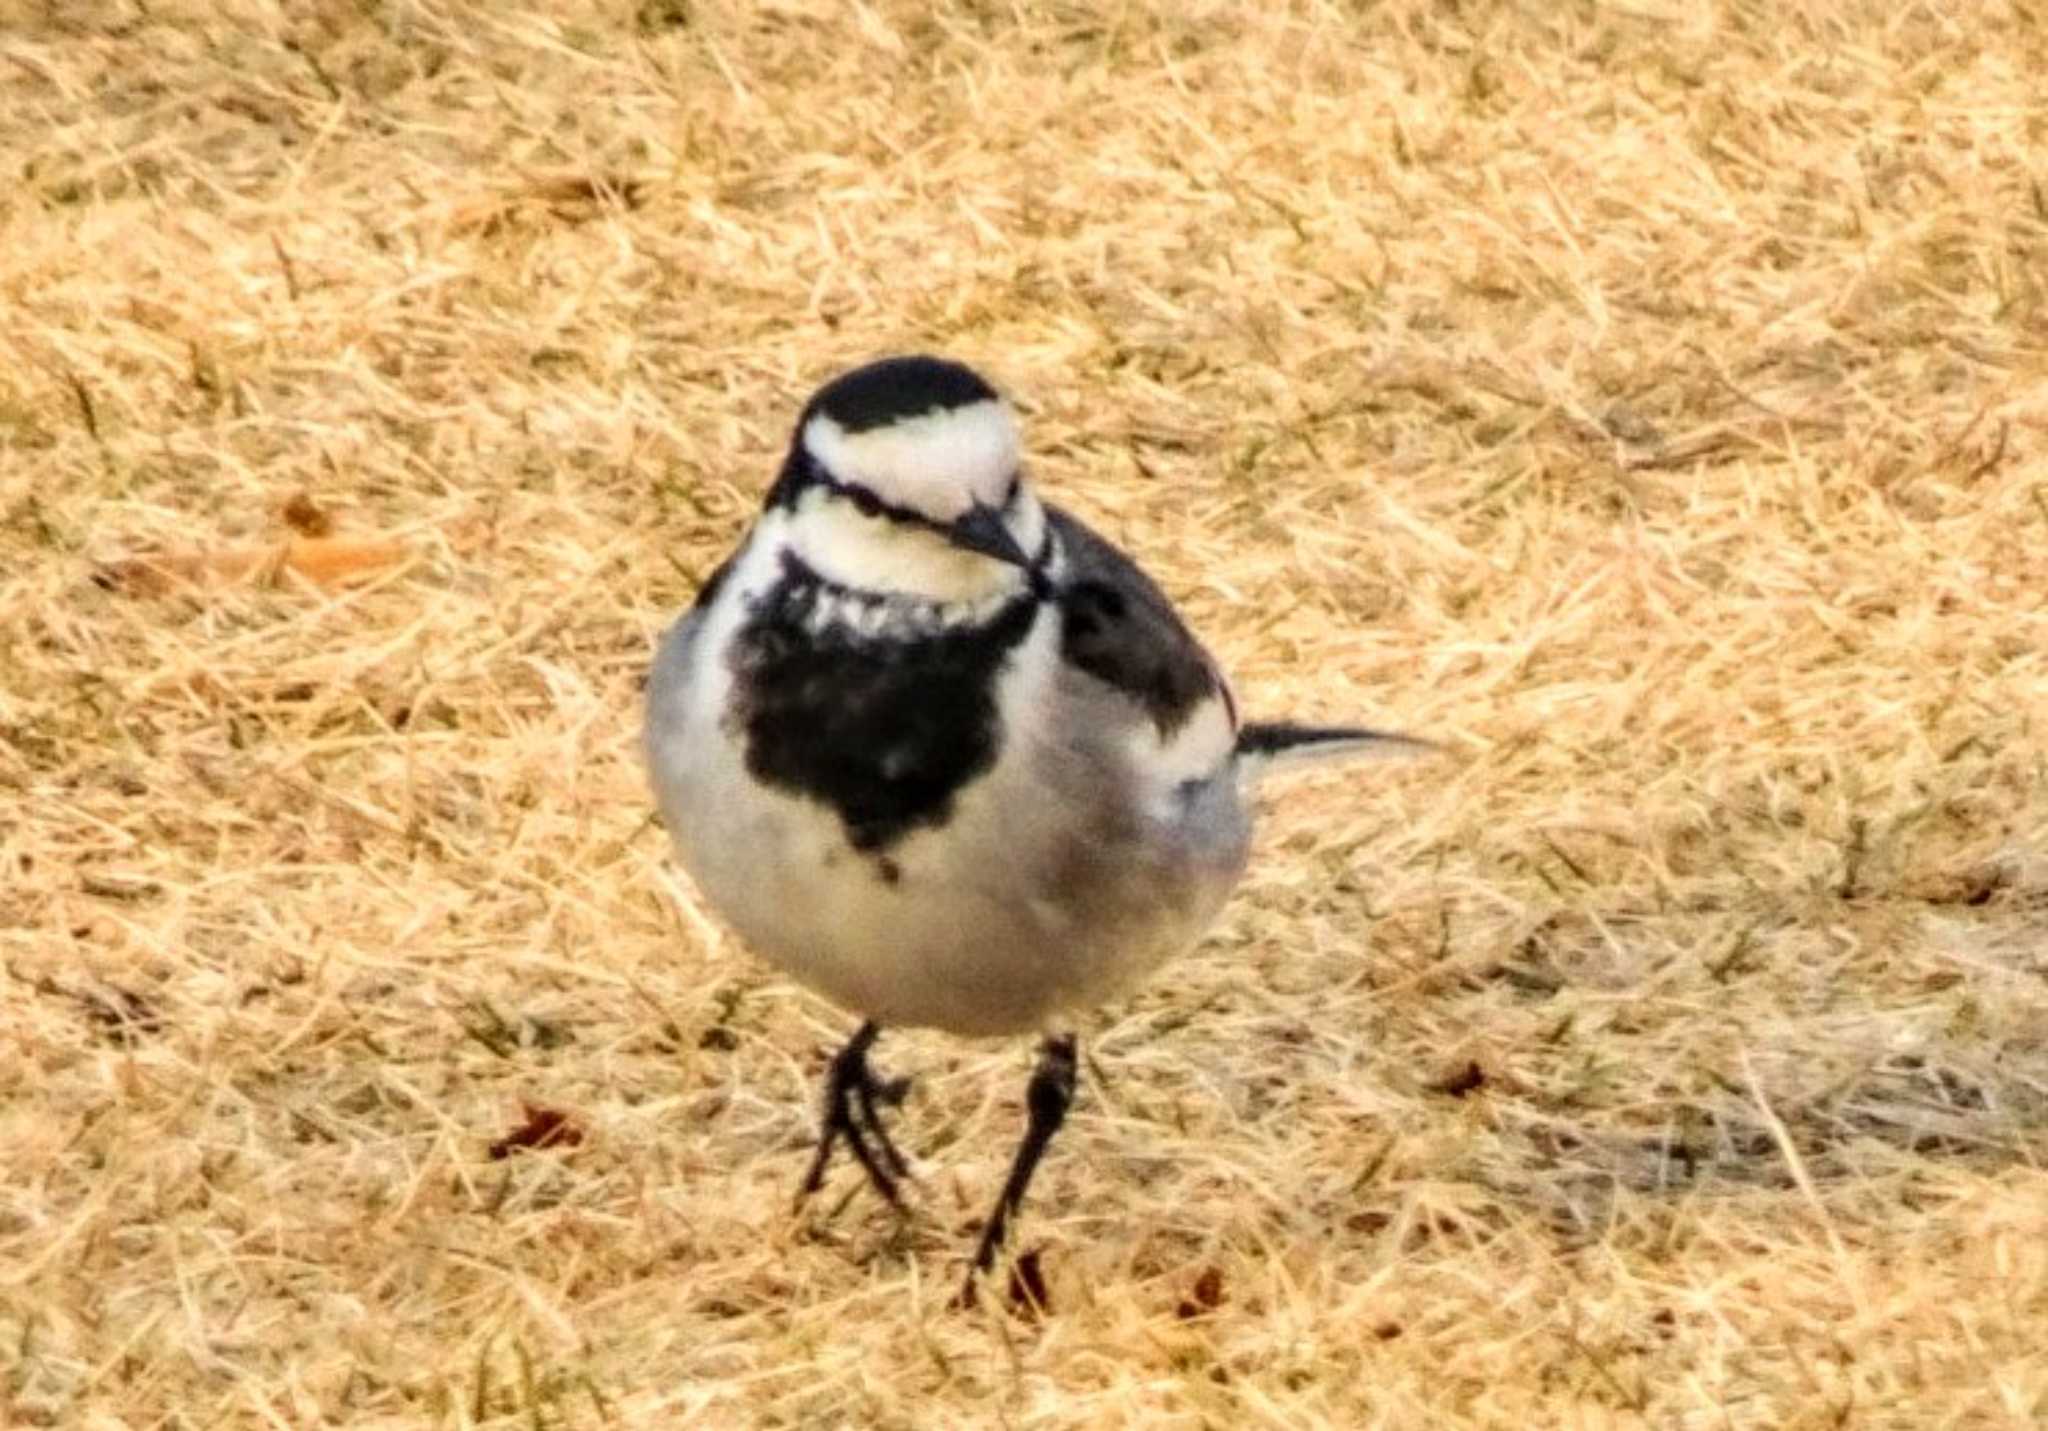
[{"xmin": 771, "ymin": 493, "xmax": 1035, "ymax": 608}]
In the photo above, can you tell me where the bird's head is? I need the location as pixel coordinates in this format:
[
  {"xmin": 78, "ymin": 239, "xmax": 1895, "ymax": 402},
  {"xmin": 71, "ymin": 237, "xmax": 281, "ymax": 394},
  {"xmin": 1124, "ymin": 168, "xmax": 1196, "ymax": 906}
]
[{"xmin": 767, "ymin": 356, "xmax": 1049, "ymax": 603}]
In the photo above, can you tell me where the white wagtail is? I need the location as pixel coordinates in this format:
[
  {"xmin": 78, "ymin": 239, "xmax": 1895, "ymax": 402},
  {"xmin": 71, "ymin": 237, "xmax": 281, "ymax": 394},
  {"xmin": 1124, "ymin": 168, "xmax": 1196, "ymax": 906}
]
[{"xmin": 645, "ymin": 355, "xmax": 1419, "ymax": 1300}]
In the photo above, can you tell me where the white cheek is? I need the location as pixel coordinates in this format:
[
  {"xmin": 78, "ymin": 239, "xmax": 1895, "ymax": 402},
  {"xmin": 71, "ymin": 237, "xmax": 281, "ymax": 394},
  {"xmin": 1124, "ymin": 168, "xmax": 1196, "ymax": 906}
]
[{"xmin": 787, "ymin": 491, "xmax": 1020, "ymax": 605}]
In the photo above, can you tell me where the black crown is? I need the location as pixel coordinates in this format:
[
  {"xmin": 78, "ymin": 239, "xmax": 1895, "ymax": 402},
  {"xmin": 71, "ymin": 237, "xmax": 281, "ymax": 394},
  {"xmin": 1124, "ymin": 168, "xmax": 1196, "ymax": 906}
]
[{"xmin": 807, "ymin": 355, "xmax": 999, "ymax": 435}]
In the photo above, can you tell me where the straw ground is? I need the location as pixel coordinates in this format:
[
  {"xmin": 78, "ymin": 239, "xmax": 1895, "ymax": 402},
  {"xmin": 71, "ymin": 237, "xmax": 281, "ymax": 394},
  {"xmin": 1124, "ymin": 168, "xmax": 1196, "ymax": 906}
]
[{"xmin": 3, "ymin": 0, "xmax": 2046, "ymax": 1424}]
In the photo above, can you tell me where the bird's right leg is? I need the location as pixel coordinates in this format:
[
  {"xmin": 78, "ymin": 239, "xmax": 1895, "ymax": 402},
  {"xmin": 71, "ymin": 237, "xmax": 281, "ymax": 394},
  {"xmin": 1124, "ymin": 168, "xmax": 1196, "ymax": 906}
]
[{"xmin": 798, "ymin": 1021, "xmax": 913, "ymax": 1206}]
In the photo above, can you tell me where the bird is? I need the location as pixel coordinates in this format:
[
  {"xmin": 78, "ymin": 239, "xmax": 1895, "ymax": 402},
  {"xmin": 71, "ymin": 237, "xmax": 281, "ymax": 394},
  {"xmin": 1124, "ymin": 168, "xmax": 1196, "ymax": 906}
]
[{"xmin": 644, "ymin": 355, "xmax": 1421, "ymax": 1302}]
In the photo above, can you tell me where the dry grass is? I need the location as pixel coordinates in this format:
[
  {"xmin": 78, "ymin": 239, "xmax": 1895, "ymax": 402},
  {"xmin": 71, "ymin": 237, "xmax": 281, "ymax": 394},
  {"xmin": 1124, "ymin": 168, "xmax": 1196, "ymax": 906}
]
[{"xmin": 4, "ymin": 0, "xmax": 2047, "ymax": 1424}]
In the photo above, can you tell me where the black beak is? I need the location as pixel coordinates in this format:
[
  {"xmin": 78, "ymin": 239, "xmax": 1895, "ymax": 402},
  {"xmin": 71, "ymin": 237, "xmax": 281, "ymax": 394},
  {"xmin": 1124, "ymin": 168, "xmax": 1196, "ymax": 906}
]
[{"xmin": 947, "ymin": 502, "xmax": 1030, "ymax": 567}]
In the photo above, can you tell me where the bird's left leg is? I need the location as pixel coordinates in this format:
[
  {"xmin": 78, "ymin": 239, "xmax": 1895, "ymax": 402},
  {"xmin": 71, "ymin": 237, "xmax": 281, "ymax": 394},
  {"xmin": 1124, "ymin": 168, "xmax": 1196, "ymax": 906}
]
[{"xmin": 961, "ymin": 1033, "xmax": 1079, "ymax": 1300}]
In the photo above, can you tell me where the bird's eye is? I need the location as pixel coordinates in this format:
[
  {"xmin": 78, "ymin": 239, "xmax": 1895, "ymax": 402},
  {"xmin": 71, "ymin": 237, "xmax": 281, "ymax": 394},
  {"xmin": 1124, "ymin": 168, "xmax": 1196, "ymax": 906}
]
[
  {"xmin": 849, "ymin": 487, "xmax": 882, "ymax": 518},
  {"xmin": 1003, "ymin": 475, "xmax": 1021, "ymax": 509}
]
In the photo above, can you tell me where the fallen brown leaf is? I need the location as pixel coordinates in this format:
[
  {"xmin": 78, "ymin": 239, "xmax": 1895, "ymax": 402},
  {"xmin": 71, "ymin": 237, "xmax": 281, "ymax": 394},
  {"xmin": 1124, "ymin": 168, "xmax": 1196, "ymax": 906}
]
[
  {"xmin": 1176, "ymin": 1264, "xmax": 1226, "ymax": 1320},
  {"xmin": 1433, "ymin": 1060, "xmax": 1487, "ymax": 1098},
  {"xmin": 488, "ymin": 1103, "xmax": 586, "ymax": 1160},
  {"xmin": 443, "ymin": 172, "xmax": 647, "ymax": 236},
  {"xmin": 94, "ymin": 537, "xmax": 408, "ymax": 595},
  {"xmin": 280, "ymin": 491, "xmax": 334, "ymax": 537}
]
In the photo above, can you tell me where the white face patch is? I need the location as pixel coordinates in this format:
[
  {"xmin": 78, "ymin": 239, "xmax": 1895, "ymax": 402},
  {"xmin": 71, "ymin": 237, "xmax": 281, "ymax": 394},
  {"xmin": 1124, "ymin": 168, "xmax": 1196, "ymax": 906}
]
[
  {"xmin": 801, "ymin": 399, "xmax": 1021, "ymax": 522},
  {"xmin": 778, "ymin": 494, "xmax": 1028, "ymax": 608}
]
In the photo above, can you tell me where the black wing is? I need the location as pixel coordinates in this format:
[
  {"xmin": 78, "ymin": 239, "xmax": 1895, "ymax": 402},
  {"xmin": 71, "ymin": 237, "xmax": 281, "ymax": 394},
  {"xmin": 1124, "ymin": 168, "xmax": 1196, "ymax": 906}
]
[{"xmin": 1045, "ymin": 505, "xmax": 1229, "ymax": 738}]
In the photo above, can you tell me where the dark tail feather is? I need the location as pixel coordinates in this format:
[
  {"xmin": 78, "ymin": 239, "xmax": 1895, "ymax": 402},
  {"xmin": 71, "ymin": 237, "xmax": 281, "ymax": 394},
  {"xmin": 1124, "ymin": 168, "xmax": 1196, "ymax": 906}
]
[{"xmin": 1235, "ymin": 721, "xmax": 1434, "ymax": 773}]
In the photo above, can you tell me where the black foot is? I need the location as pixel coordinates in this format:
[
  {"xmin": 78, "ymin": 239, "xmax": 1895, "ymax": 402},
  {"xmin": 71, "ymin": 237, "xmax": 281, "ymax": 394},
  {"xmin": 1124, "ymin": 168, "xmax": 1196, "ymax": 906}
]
[
  {"xmin": 798, "ymin": 1021, "xmax": 913, "ymax": 1208},
  {"xmin": 960, "ymin": 1034, "xmax": 1079, "ymax": 1305}
]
